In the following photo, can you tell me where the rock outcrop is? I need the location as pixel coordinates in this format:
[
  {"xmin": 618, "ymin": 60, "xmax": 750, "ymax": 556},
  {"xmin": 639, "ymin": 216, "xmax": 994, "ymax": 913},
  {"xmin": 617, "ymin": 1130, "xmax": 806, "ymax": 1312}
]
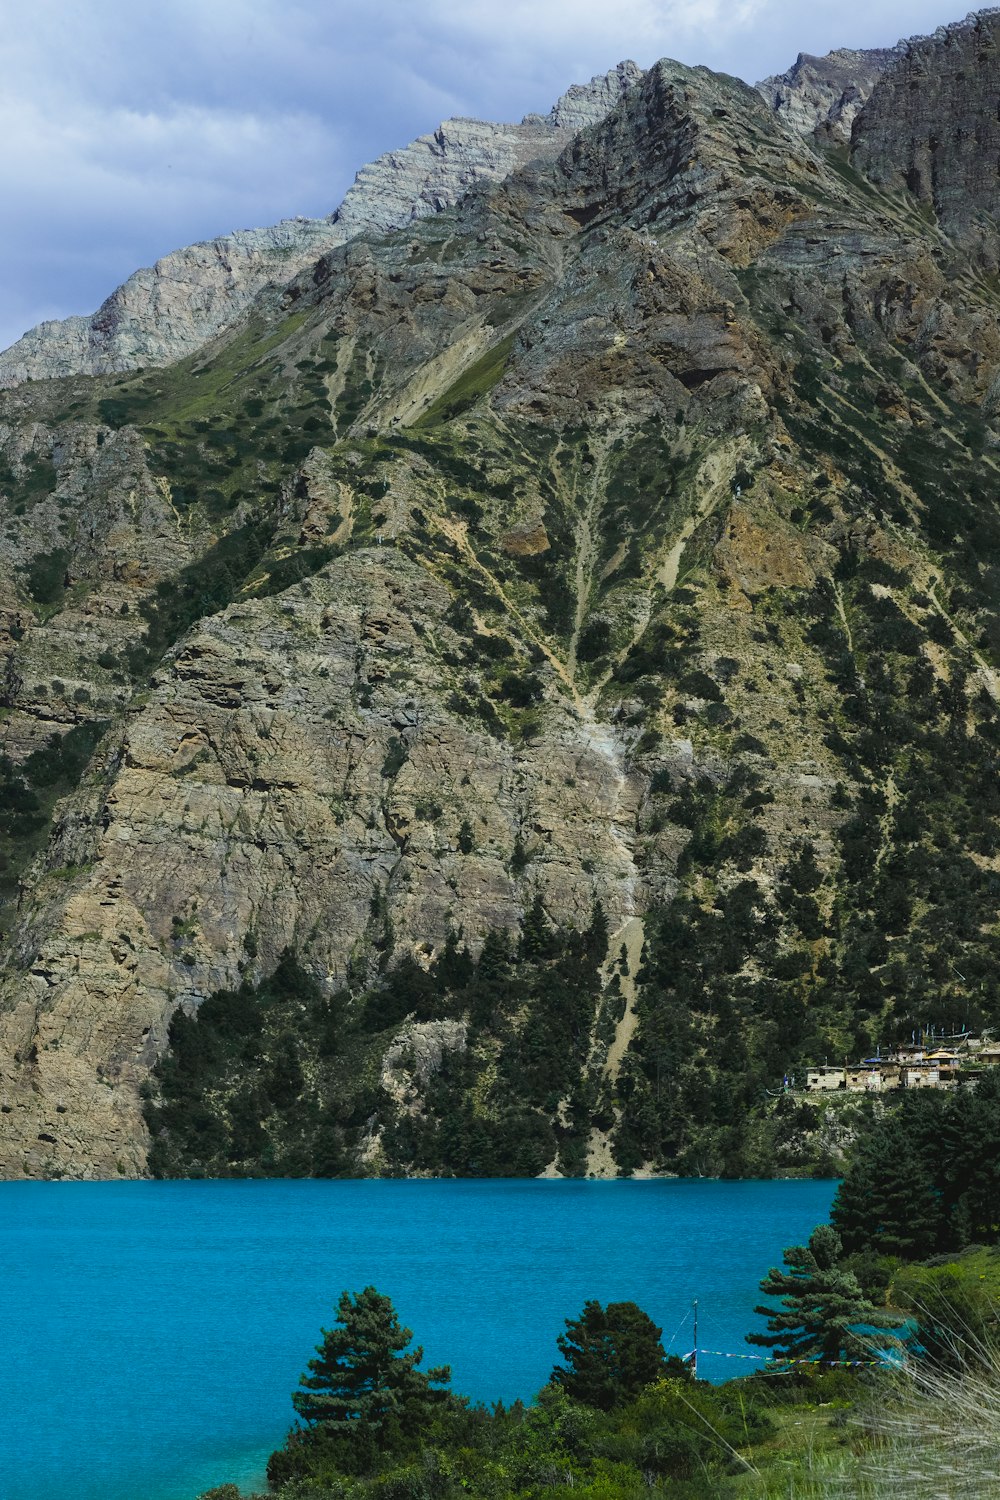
[
  {"xmin": 853, "ymin": 8, "xmax": 1000, "ymax": 259},
  {"xmin": 757, "ymin": 46, "xmax": 896, "ymax": 143},
  {"xmin": 0, "ymin": 220, "xmax": 348, "ymax": 388},
  {"xmin": 0, "ymin": 548, "xmax": 642, "ymax": 1177},
  {"xmin": 0, "ymin": 64, "xmax": 642, "ymax": 388},
  {"xmin": 333, "ymin": 61, "xmax": 643, "ymax": 240}
]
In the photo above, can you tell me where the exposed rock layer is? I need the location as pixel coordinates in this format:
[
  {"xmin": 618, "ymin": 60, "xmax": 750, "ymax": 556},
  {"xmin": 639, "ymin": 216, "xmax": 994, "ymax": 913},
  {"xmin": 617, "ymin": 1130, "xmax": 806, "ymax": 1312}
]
[
  {"xmin": 853, "ymin": 8, "xmax": 1000, "ymax": 260},
  {"xmin": 0, "ymin": 65, "xmax": 641, "ymax": 387},
  {"xmin": 757, "ymin": 47, "xmax": 895, "ymax": 143},
  {"xmin": 4, "ymin": 23, "xmax": 1000, "ymax": 1178}
]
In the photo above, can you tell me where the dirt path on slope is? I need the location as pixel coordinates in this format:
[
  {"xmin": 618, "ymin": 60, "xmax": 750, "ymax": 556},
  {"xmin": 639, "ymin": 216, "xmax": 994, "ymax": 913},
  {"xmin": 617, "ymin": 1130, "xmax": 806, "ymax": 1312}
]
[
  {"xmin": 432, "ymin": 513, "xmax": 586, "ymax": 712},
  {"xmin": 603, "ymin": 914, "xmax": 645, "ymax": 1078},
  {"xmin": 584, "ymin": 913, "xmax": 646, "ymax": 1178}
]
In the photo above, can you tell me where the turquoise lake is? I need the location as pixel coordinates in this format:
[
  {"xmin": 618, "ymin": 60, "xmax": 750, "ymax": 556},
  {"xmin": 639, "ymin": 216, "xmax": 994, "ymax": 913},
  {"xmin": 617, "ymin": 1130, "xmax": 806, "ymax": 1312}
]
[{"xmin": 2, "ymin": 1178, "xmax": 836, "ymax": 1500}]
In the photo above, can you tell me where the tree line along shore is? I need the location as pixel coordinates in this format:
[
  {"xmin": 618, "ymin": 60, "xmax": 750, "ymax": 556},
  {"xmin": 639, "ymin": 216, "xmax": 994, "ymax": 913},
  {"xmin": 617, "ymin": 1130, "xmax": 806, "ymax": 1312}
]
[{"xmin": 195, "ymin": 1076, "xmax": 1000, "ymax": 1498}]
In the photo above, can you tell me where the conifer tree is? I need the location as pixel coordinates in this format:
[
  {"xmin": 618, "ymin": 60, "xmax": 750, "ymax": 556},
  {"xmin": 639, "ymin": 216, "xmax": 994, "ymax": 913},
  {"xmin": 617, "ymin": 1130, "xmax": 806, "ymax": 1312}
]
[
  {"xmin": 520, "ymin": 893, "xmax": 555, "ymax": 959},
  {"xmin": 832, "ymin": 1125, "xmax": 941, "ymax": 1258},
  {"xmin": 552, "ymin": 1300, "xmax": 669, "ymax": 1409},
  {"xmin": 436, "ymin": 928, "xmax": 474, "ymax": 989},
  {"xmin": 291, "ymin": 1286, "xmax": 451, "ymax": 1433},
  {"xmin": 584, "ymin": 900, "xmax": 610, "ymax": 963},
  {"xmin": 747, "ymin": 1225, "xmax": 900, "ymax": 1364},
  {"xmin": 477, "ymin": 927, "xmax": 511, "ymax": 980},
  {"xmin": 268, "ymin": 1287, "xmax": 456, "ymax": 1486},
  {"xmin": 947, "ymin": 1071, "xmax": 1000, "ymax": 1243}
]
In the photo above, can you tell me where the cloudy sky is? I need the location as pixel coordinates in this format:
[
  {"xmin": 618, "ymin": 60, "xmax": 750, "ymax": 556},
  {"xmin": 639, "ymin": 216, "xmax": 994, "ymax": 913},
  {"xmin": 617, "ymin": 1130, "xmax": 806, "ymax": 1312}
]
[{"xmin": 0, "ymin": 0, "xmax": 963, "ymax": 353}]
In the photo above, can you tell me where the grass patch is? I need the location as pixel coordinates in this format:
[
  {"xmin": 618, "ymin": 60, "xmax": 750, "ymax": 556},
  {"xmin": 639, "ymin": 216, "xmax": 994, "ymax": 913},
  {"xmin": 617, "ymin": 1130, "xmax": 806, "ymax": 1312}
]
[{"xmin": 414, "ymin": 334, "xmax": 516, "ymax": 427}]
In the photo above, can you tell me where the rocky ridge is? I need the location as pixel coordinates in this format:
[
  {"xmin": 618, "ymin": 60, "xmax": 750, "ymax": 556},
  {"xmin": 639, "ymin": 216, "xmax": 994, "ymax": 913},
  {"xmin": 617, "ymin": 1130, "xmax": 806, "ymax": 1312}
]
[
  {"xmin": 756, "ymin": 46, "xmax": 896, "ymax": 143},
  {"xmin": 0, "ymin": 64, "xmax": 642, "ymax": 388},
  {"xmin": 853, "ymin": 7, "xmax": 1000, "ymax": 259}
]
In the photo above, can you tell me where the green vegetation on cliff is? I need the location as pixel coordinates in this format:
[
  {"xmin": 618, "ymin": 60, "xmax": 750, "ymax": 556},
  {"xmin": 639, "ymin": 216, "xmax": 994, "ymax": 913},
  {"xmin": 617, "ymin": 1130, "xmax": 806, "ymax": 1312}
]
[
  {"xmin": 144, "ymin": 903, "xmax": 609, "ymax": 1179},
  {"xmin": 0, "ymin": 720, "xmax": 109, "ymax": 936},
  {"xmin": 612, "ymin": 560, "xmax": 1000, "ymax": 1177}
]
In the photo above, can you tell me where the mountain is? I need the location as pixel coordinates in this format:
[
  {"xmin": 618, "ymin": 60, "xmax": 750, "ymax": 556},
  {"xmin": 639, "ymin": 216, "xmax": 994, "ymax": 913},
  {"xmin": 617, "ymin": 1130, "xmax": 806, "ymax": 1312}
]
[
  {"xmin": 853, "ymin": 9, "xmax": 1000, "ymax": 260},
  {"xmin": 756, "ymin": 46, "xmax": 896, "ymax": 143},
  {"xmin": 4, "ymin": 13, "xmax": 1000, "ymax": 1181},
  {"xmin": 0, "ymin": 63, "xmax": 641, "ymax": 387}
]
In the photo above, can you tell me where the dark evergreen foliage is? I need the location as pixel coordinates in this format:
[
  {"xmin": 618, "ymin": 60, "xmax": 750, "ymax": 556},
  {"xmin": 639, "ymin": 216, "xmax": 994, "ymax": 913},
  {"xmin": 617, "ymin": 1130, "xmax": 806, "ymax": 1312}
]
[
  {"xmin": 268, "ymin": 1288, "xmax": 453, "ymax": 1482},
  {"xmin": 144, "ymin": 906, "xmax": 609, "ymax": 1178},
  {"xmin": 615, "ymin": 555, "xmax": 1000, "ymax": 1178},
  {"xmin": 25, "ymin": 546, "xmax": 70, "ymax": 605},
  {"xmin": 292, "ymin": 1287, "xmax": 451, "ymax": 1427},
  {"xmin": 831, "ymin": 1073, "xmax": 1000, "ymax": 1259},
  {"xmin": 551, "ymin": 1300, "xmax": 680, "ymax": 1409},
  {"xmin": 748, "ymin": 1225, "xmax": 901, "ymax": 1363},
  {"xmin": 126, "ymin": 522, "xmax": 272, "ymax": 678},
  {"xmin": 0, "ymin": 721, "xmax": 109, "ymax": 938},
  {"xmin": 259, "ymin": 1286, "xmax": 778, "ymax": 1497}
]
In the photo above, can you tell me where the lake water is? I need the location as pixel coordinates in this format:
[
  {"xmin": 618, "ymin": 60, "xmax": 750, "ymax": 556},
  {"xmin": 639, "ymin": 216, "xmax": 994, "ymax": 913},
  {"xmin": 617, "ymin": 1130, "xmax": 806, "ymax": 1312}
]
[{"xmin": 2, "ymin": 1178, "xmax": 836, "ymax": 1500}]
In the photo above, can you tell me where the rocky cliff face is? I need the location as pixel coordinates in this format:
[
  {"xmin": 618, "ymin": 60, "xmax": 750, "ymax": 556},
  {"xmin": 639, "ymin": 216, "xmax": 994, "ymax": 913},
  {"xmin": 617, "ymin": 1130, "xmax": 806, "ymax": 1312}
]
[
  {"xmin": 757, "ymin": 47, "xmax": 896, "ymax": 143},
  {"xmin": 0, "ymin": 65, "xmax": 641, "ymax": 388},
  {"xmin": 333, "ymin": 61, "xmax": 644, "ymax": 240},
  {"xmin": 853, "ymin": 8, "xmax": 1000, "ymax": 260},
  {"xmin": 5, "ymin": 22, "xmax": 1000, "ymax": 1180},
  {"xmin": 0, "ymin": 220, "xmax": 349, "ymax": 388}
]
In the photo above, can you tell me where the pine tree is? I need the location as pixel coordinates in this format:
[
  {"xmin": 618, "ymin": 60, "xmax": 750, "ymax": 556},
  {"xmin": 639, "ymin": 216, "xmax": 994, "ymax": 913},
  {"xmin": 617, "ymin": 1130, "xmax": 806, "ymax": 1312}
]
[
  {"xmin": 584, "ymin": 900, "xmax": 610, "ymax": 963},
  {"xmin": 829, "ymin": 1141, "xmax": 880, "ymax": 1255},
  {"xmin": 435, "ymin": 928, "xmax": 473, "ymax": 989},
  {"xmin": 520, "ymin": 893, "xmax": 555, "ymax": 960},
  {"xmin": 551, "ymin": 1300, "xmax": 669, "ymax": 1409},
  {"xmin": 867, "ymin": 1128, "xmax": 941, "ymax": 1258},
  {"xmin": 268, "ymin": 1287, "xmax": 456, "ymax": 1486},
  {"xmin": 948, "ymin": 1072, "xmax": 1000, "ymax": 1243},
  {"xmin": 291, "ymin": 1286, "xmax": 451, "ymax": 1433},
  {"xmin": 747, "ymin": 1225, "xmax": 900, "ymax": 1364},
  {"xmin": 477, "ymin": 928, "xmax": 511, "ymax": 980},
  {"xmin": 832, "ymin": 1125, "xmax": 942, "ymax": 1258}
]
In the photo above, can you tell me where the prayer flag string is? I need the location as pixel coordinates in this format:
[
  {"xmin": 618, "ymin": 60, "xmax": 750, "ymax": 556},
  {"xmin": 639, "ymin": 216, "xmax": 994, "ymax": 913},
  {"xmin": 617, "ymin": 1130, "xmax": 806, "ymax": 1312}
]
[{"xmin": 690, "ymin": 1348, "xmax": 893, "ymax": 1368}]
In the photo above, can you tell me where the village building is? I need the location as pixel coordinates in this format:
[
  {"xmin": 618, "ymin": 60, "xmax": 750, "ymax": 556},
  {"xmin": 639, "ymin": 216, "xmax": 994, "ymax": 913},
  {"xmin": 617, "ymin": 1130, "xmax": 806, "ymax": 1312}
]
[
  {"xmin": 803, "ymin": 1046, "xmax": 970, "ymax": 1095},
  {"xmin": 805, "ymin": 1064, "xmax": 887, "ymax": 1093},
  {"xmin": 904, "ymin": 1065, "xmax": 942, "ymax": 1089}
]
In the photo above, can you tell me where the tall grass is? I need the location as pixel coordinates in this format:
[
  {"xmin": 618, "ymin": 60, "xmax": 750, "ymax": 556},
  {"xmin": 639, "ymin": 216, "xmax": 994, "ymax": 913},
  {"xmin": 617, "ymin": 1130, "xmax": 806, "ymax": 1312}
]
[
  {"xmin": 770, "ymin": 1308, "xmax": 1000, "ymax": 1500},
  {"xmin": 847, "ymin": 1345, "xmax": 1000, "ymax": 1497}
]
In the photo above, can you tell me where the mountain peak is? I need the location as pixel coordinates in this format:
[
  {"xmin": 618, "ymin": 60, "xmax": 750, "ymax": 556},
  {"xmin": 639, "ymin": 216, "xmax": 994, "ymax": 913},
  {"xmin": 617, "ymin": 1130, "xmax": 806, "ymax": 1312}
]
[
  {"xmin": 0, "ymin": 63, "xmax": 644, "ymax": 390},
  {"xmin": 756, "ymin": 45, "xmax": 895, "ymax": 143},
  {"xmin": 6, "ymin": 12, "xmax": 1000, "ymax": 1181},
  {"xmin": 547, "ymin": 59, "xmax": 644, "ymax": 131},
  {"xmin": 853, "ymin": 7, "xmax": 1000, "ymax": 260}
]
